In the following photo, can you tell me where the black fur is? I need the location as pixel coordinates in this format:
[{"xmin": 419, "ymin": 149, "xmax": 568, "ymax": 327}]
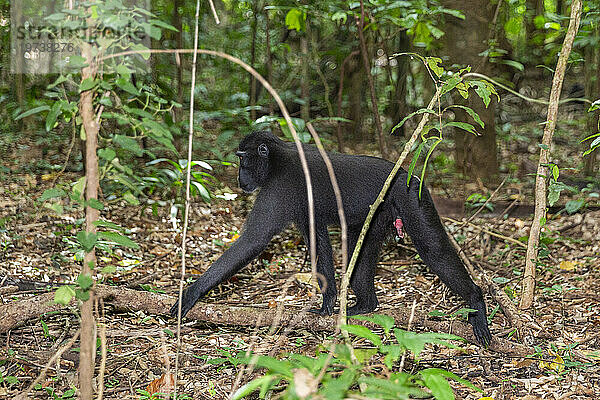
[{"xmin": 170, "ymin": 131, "xmax": 492, "ymax": 345}]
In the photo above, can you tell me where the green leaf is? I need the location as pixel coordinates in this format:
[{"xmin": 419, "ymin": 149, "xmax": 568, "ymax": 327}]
[
  {"xmin": 113, "ymin": 135, "xmax": 143, "ymax": 156},
  {"xmin": 115, "ymin": 77, "xmax": 140, "ymax": 96},
  {"xmin": 548, "ymin": 180, "xmax": 569, "ymax": 206},
  {"xmin": 394, "ymin": 329, "xmax": 463, "ymax": 359},
  {"xmin": 46, "ymin": 101, "xmax": 63, "ymax": 131},
  {"xmin": 67, "ymin": 55, "xmax": 88, "ymax": 69},
  {"xmin": 334, "ymin": 343, "xmax": 355, "ymax": 365},
  {"xmin": 130, "ymin": 43, "xmax": 151, "ymax": 60},
  {"xmin": 100, "ymin": 265, "xmax": 117, "ymax": 275},
  {"xmin": 149, "ymin": 25, "xmax": 161, "ymax": 40},
  {"xmin": 341, "ymin": 324, "xmax": 382, "ymax": 347},
  {"xmin": 115, "ymin": 64, "xmax": 132, "ymax": 78},
  {"xmin": 45, "ymin": 12, "xmax": 65, "ymax": 21},
  {"xmin": 418, "ymin": 138, "xmax": 442, "ymax": 197},
  {"xmin": 427, "ymin": 23, "xmax": 444, "ymax": 39},
  {"xmin": 47, "ymin": 75, "xmax": 68, "ymax": 90},
  {"xmin": 353, "ymin": 348, "xmax": 378, "ymax": 363},
  {"xmin": 391, "ymin": 109, "xmax": 436, "ymax": 134},
  {"xmin": 87, "ymin": 198, "xmax": 104, "ymax": 210},
  {"xmin": 54, "ymin": 286, "xmax": 76, "ymax": 305},
  {"xmin": 122, "ymin": 191, "xmax": 140, "ymax": 205},
  {"xmin": 77, "ymin": 274, "xmax": 94, "ymax": 290},
  {"xmin": 407, "ymin": 140, "xmax": 425, "ymax": 187},
  {"xmin": 39, "ymin": 188, "xmax": 66, "ymax": 202},
  {"xmin": 231, "ymin": 375, "xmax": 277, "ymax": 400},
  {"xmin": 320, "ymin": 368, "xmax": 356, "ymax": 400},
  {"xmin": 440, "ymin": 75, "xmax": 461, "ymax": 96},
  {"xmin": 565, "ymin": 199, "xmax": 585, "ymax": 214},
  {"xmin": 444, "ymin": 121, "xmax": 478, "ymax": 135},
  {"xmin": 79, "ymin": 77, "xmax": 97, "ymax": 92},
  {"xmin": 361, "ymin": 373, "xmax": 423, "ymax": 398},
  {"xmin": 253, "ymin": 356, "xmax": 294, "ymax": 378},
  {"xmin": 456, "ymin": 82, "xmax": 469, "ymax": 99},
  {"xmin": 190, "ymin": 181, "xmax": 211, "ymax": 203},
  {"xmin": 440, "ymin": 9, "xmax": 465, "ymax": 19},
  {"xmin": 419, "ymin": 369, "xmax": 454, "ymax": 400},
  {"xmin": 97, "ymin": 231, "xmax": 140, "ymax": 249},
  {"xmin": 551, "ymin": 164, "xmax": 559, "ymax": 181},
  {"xmin": 72, "ymin": 176, "xmax": 86, "ymax": 200},
  {"xmin": 504, "ymin": 17, "xmax": 521, "ymax": 35},
  {"xmin": 142, "ymin": 118, "xmax": 173, "ymax": 139},
  {"xmin": 501, "ymin": 59, "xmax": 524, "ymax": 71},
  {"xmin": 350, "ymin": 314, "xmax": 395, "ymax": 336},
  {"xmin": 150, "ymin": 133, "xmax": 178, "ymax": 154},
  {"xmin": 331, "ymin": 10, "xmax": 347, "ymax": 24},
  {"xmin": 75, "ymin": 288, "xmax": 90, "ymax": 301},
  {"xmin": 45, "ymin": 203, "xmax": 64, "ymax": 214},
  {"xmin": 98, "ymin": 148, "xmax": 116, "ymax": 161},
  {"xmin": 420, "ymin": 368, "xmax": 482, "ymax": 392},
  {"xmin": 447, "ymin": 105, "xmax": 484, "ymax": 128},
  {"xmin": 379, "ymin": 344, "xmax": 404, "ymax": 369},
  {"xmin": 285, "ymin": 8, "xmax": 306, "ymax": 32},
  {"xmin": 77, "ymin": 231, "xmax": 97, "ymax": 252},
  {"xmin": 471, "ymin": 80, "xmax": 491, "ymax": 107},
  {"xmin": 16, "ymin": 105, "xmax": 50, "ymax": 121},
  {"xmin": 150, "ymin": 18, "xmax": 177, "ymax": 31},
  {"xmin": 426, "ymin": 57, "xmax": 444, "ymax": 78}
]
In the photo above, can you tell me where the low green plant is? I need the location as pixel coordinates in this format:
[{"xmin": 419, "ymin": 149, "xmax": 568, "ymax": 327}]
[
  {"xmin": 143, "ymin": 158, "xmax": 215, "ymax": 203},
  {"xmin": 232, "ymin": 314, "xmax": 482, "ymax": 399},
  {"xmin": 465, "ymin": 192, "xmax": 494, "ymax": 212},
  {"xmin": 0, "ymin": 372, "xmax": 19, "ymax": 388}
]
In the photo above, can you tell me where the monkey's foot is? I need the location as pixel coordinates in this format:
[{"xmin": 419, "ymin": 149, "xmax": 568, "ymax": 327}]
[
  {"xmin": 347, "ymin": 300, "xmax": 378, "ymax": 316},
  {"xmin": 468, "ymin": 312, "xmax": 492, "ymax": 347},
  {"xmin": 309, "ymin": 303, "xmax": 334, "ymax": 316}
]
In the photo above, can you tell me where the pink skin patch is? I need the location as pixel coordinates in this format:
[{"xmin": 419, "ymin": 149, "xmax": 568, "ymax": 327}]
[{"xmin": 394, "ymin": 218, "xmax": 404, "ymax": 238}]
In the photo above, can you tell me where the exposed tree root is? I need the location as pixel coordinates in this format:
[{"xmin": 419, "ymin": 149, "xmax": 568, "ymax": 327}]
[{"xmin": 0, "ymin": 285, "xmax": 530, "ymax": 356}]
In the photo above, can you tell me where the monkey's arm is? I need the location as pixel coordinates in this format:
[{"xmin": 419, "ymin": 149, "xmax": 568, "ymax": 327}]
[{"xmin": 170, "ymin": 197, "xmax": 288, "ymax": 318}]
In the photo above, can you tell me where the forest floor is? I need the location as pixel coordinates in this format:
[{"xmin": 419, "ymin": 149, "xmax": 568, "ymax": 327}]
[
  {"xmin": 1, "ymin": 179, "xmax": 599, "ymax": 399},
  {"xmin": 1, "ymin": 95, "xmax": 600, "ymax": 399}
]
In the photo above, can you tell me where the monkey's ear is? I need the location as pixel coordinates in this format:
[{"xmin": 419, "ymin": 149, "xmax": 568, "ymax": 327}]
[{"xmin": 258, "ymin": 143, "xmax": 269, "ymax": 158}]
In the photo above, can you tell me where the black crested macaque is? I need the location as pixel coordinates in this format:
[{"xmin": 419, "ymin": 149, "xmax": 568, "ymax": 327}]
[{"xmin": 170, "ymin": 131, "xmax": 492, "ymax": 345}]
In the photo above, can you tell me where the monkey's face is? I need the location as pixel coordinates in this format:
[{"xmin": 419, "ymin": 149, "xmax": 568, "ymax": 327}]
[{"xmin": 236, "ymin": 142, "xmax": 270, "ymax": 193}]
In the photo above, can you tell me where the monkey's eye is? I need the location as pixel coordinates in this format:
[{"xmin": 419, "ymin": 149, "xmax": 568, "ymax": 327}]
[{"xmin": 258, "ymin": 143, "xmax": 269, "ymax": 158}]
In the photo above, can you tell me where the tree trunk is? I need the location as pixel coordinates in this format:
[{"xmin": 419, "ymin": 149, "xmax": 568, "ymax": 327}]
[
  {"xmin": 265, "ymin": 9, "xmax": 274, "ymax": 115},
  {"xmin": 442, "ymin": 0, "xmax": 499, "ymax": 181},
  {"xmin": 520, "ymin": 0, "xmax": 582, "ymax": 310},
  {"xmin": 13, "ymin": 4, "xmax": 25, "ymax": 129},
  {"xmin": 79, "ymin": 39, "xmax": 100, "ymax": 399},
  {"xmin": 389, "ymin": 32, "xmax": 410, "ymax": 137},
  {"xmin": 358, "ymin": 0, "xmax": 389, "ymax": 158},
  {"xmin": 583, "ymin": 25, "xmax": 599, "ymax": 176},
  {"xmin": 249, "ymin": 3, "xmax": 259, "ymax": 121},
  {"xmin": 336, "ymin": 51, "xmax": 360, "ymax": 151},
  {"xmin": 347, "ymin": 59, "xmax": 365, "ymax": 141},
  {"xmin": 300, "ymin": 36, "xmax": 310, "ymax": 122},
  {"xmin": 172, "ymin": 0, "xmax": 184, "ymax": 152}
]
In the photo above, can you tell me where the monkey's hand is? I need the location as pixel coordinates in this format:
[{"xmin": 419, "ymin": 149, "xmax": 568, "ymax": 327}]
[
  {"xmin": 468, "ymin": 307, "xmax": 492, "ymax": 347},
  {"xmin": 170, "ymin": 285, "xmax": 204, "ymax": 319}
]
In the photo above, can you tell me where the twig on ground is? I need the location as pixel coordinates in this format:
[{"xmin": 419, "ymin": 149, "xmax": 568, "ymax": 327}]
[
  {"xmin": 15, "ymin": 330, "xmax": 80, "ymax": 400},
  {"xmin": 443, "ymin": 217, "xmax": 527, "ymax": 248},
  {"xmin": 466, "ymin": 177, "xmax": 507, "ymax": 223}
]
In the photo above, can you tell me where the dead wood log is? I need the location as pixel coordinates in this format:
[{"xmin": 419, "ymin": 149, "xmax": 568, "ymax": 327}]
[{"xmin": 0, "ymin": 285, "xmax": 530, "ymax": 356}]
